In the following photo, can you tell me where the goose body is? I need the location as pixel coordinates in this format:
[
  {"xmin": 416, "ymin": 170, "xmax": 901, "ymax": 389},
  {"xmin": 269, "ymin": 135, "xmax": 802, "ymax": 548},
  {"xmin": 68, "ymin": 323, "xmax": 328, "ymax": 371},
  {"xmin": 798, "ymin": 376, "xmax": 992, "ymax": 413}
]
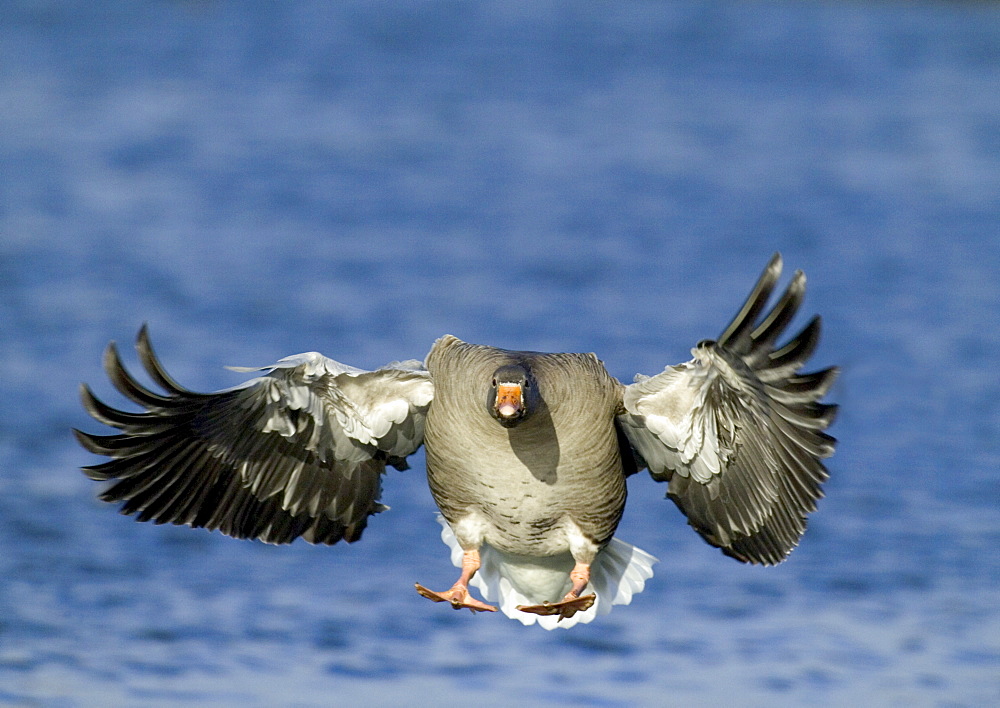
[
  {"xmin": 424, "ymin": 338, "xmax": 626, "ymax": 558},
  {"xmin": 76, "ymin": 254, "xmax": 837, "ymax": 629},
  {"xmin": 419, "ymin": 339, "xmax": 642, "ymax": 626}
]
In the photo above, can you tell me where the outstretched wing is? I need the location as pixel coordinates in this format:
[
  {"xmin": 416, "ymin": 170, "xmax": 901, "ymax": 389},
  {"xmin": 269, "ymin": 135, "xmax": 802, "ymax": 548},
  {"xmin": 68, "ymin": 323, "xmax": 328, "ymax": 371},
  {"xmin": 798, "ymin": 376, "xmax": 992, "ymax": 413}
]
[
  {"xmin": 618, "ymin": 254, "xmax": 838, "ymax": 565},
  {"xmin": 75, "ymin": 325, "xmax": 434, "ymax": 545}
]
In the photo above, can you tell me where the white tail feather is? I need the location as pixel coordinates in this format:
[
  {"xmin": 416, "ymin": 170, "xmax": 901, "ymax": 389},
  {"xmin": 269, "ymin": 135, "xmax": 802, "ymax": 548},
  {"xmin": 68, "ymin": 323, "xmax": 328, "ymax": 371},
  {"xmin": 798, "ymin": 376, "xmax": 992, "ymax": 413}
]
[{"xmin": 436, "ymin": 515, "xmax": 658, "ymax": 630}]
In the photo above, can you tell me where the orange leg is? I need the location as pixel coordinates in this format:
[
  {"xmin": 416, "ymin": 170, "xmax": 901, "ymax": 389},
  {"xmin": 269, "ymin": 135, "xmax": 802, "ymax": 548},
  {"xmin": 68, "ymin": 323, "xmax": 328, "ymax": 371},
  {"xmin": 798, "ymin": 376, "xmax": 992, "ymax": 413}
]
[
  {"xmin": 415, "ymin": 549, "xmax": 497, "ymax": 613},
  {"xmin": 567, "ymin": 563, "xmax": 590, "ymax": 597}
]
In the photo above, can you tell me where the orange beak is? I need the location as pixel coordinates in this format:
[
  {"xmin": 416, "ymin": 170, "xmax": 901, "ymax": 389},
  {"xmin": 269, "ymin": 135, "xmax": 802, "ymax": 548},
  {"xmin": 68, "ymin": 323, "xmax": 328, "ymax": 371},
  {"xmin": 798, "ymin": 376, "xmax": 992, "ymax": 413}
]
[{"xmin": 495, "ymin": 383, "xmax": 523, "ymax": 418}]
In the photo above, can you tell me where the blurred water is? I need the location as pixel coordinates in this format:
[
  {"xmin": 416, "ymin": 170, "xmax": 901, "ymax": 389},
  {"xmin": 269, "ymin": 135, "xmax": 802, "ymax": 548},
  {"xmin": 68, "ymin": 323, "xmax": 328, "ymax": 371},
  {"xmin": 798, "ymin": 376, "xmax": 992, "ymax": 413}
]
[{"xmin": 2, "ymin": 1, "xmax": 999, "ymax": 706}]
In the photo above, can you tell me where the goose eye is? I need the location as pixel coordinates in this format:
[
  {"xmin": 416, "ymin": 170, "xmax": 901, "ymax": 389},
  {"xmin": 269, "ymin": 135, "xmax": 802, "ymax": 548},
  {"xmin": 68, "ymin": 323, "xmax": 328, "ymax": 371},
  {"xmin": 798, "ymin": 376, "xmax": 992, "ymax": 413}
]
[{"xmin": 491, "ymin": 378, "xmax": 497, "ymax": 387}]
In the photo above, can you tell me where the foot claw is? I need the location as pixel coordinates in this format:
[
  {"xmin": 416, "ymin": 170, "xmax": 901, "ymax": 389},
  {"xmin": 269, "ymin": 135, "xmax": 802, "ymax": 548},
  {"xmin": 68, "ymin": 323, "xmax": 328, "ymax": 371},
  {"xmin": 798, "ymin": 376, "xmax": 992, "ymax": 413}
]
[
  {"xmin": 415, "ymin": 583, "xmax": 497, "ymax": 613},
  {"xmin": 517, "ymin": 593, "xmax": 596, "ymax": 621}
]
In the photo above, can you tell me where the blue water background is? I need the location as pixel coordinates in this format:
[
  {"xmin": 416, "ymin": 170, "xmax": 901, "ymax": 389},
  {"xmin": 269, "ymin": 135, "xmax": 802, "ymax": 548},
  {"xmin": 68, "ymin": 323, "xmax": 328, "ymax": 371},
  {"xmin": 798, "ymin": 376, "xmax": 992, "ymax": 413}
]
[{"xmin": 2, "ymin": 1, "xmax": 999, "ymax": 705}]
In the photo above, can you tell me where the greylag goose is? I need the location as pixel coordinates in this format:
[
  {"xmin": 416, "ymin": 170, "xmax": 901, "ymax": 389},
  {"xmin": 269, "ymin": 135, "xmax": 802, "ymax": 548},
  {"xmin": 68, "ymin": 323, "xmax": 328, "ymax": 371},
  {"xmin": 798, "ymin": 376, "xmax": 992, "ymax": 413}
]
[{"xmin": 75, "ymin": 254, "xmax": 837, "ymax": 629}]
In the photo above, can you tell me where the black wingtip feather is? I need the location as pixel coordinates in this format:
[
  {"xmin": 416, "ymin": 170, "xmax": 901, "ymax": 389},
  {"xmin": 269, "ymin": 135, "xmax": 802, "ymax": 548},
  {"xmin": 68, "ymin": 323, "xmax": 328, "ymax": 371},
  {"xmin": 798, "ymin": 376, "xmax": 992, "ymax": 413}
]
[
  {"xmin": 775, "ymin": 366, "xmax": 839, "ymax": 401},
  {"xmin": 103, "ymin": 341, "xmax": 173, "ymax": 409},
  {"xmin": 716, "ymin": 253, "xmax": 783, "ymax": 351},
  {"xmin": 748, "ymin": 270, "xmax": 806, "ymax": 359},
  {"xmin": 74, "ymin": 428, "xmax": 123, "ymax": 456},
  {"xmin": 136, "ymin": 325, "xmax": 200, "ymax": 397},
  {"xmin": 770, "ymin": 314, "xmax": 820, "ymax": 358}
]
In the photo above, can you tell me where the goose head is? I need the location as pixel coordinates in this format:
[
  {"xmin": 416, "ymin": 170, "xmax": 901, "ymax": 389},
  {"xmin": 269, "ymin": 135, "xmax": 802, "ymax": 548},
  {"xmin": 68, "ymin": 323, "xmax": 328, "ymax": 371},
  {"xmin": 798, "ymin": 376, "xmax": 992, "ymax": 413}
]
[{"xmin": 488, "ymin": 363, "xmax": 536, "ymax": 428}]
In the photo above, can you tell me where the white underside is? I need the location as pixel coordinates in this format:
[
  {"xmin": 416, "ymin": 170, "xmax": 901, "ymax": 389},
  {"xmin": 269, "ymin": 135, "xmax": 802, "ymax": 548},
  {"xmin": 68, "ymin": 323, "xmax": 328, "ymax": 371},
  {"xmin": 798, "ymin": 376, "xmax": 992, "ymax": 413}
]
[{"xmin": 436, "ymin": 515, "xmax": 658, "ymax": 630}]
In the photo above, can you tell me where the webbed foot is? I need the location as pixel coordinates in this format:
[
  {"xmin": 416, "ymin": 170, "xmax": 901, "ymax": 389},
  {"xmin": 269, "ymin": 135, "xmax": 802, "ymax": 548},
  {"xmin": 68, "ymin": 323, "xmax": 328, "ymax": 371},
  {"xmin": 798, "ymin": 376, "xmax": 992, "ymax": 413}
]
[
  {"xmin": 517, "ymin": 593, "xmax": 596, "ymax": 621},
  {"xmin": 415, "ymin": 583, "xmax": 497, "ymax": 613}
]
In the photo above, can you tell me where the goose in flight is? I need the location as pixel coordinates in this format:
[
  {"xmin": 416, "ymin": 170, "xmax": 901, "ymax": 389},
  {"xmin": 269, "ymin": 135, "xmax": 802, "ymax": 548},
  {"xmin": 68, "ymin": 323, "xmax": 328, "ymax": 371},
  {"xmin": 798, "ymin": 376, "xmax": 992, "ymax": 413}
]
[{"xmin": 75, "ymin": 254, "xmax": 837, "ymax": 629}]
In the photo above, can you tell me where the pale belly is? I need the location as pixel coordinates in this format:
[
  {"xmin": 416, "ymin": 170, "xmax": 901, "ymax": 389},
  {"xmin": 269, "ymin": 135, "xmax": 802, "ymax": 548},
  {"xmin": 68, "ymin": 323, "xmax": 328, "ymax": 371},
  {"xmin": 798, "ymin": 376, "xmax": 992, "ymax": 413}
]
[{"xmin": 426, "ymin": 450, "xmax": 625, "ymax": 559}]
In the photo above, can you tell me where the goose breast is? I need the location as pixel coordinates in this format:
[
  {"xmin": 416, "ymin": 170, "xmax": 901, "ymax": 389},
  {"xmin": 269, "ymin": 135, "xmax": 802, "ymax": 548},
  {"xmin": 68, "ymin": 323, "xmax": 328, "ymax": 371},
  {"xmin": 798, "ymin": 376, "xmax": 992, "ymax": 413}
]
[{"xmin": 423, "ymin": 335, "xmax": 627, "ymax": 557}]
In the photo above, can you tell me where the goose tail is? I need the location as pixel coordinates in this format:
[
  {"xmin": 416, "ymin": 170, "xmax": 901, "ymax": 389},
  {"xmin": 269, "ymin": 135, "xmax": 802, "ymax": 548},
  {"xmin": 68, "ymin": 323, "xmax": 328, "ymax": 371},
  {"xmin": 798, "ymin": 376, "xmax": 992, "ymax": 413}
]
[{"xmin": 436, "ymin": 516, "xmax": 657, "ymax": 629}]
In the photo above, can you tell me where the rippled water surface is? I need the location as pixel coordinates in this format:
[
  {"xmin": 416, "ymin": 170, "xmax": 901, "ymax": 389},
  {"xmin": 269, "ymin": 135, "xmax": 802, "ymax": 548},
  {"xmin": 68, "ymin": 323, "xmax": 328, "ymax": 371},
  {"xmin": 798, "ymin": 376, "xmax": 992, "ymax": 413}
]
[{"xmin": 2, "ymin": 1, "xmax": 999, "ymax": 705}]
